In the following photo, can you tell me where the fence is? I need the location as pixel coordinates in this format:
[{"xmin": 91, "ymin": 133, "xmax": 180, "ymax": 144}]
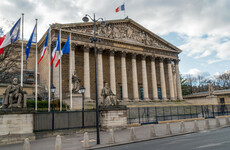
[
  {"xmin": 34, "ymin": 110, "xmax": 96, "ymax": 132},
  {"xmin": 127, "ymin": 104, "xmax": 230, "ymax": 125}
]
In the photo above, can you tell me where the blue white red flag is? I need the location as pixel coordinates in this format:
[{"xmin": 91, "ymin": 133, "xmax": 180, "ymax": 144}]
[
  {"xmin": 25, "ymin": 24, "xmax": 37, "ymax": 60},
  {"xmin": 55, "ymin": 36, "xmax": 70, "ymax": 67},
  {"xmin": 38, "ymin": 29, "xmax": 49, "ymax": 64},
  {"xmin": 0, "ymin": 18, "xmax": 21, "ymax": 50},
  {"xmin": 50, "ymin": 32, "xmax": 60, "ymax": 66},
  {"xmin": 115, "ymin": 4, "xmax": 125, "ymax": 13}
]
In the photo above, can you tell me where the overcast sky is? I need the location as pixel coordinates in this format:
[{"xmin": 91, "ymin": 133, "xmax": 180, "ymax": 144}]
[{"xmin": 0, "ymin": 0, "xmax": 230, "ymax": 78}]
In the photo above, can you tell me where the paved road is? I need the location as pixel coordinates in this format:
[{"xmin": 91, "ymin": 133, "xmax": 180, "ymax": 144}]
[{"xmin": 99, "ymin": 127, "xmax": 230, "ymax": 150}]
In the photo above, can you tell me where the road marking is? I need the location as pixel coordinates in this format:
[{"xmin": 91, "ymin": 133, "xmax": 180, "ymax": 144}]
[{"xmin": 195, "ymin": 141, "xmax": 230, "ymax": 149}]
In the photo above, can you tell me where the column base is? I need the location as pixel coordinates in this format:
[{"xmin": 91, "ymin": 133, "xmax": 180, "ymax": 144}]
[
  {"xmin": 152, "ymin": 98, "xmax": 160, "ymax": 101},
  {"xmin": 162, "ymin": 98, "xmax": 168, "ymax": 101},
  {"xmin": 143, "ymin": 98, "xmax": 151, "ymax": 101},
  {"xmin": 85, "ymin": 98, "xmax": 95, "ymax": 103}
]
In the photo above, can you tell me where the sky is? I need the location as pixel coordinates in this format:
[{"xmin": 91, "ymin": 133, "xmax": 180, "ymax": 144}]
[{"xmin": 0, "ymin": 0, "xmax": 230, "ymax": 78}]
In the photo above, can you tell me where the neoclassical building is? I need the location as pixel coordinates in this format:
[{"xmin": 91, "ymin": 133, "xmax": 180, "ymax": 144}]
[{"xmin": 38, "ymin": 18, "xmax": 183, "ymax": 103}]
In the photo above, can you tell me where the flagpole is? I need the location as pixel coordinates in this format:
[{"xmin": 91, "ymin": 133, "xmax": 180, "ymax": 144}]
[
  {"xmin": 48, "ymin": 27, "xmax": 51, "ymax": 112},
  {"xmin": 21, "ymin": 13, "xmax": 24, "ymax": 87},
  {"xmin": 124, "ymin": 2, "xmax": 126, "ymax": 17},
  {"xmin": 35, "ymin": 19, "xmax": 38, "ymax": 111},
  {"xmin": 69, "ymin": 33, "xmax": 72, "ymax": 110},
  {"xmin": 59, "ymin": 29, "xmax": 62, "ymax": 112}
]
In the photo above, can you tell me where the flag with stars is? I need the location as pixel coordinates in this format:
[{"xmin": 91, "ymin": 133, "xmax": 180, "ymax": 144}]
[{"xmin": 25, "ymin": 24, "xmax": 37, "ymax": 60}]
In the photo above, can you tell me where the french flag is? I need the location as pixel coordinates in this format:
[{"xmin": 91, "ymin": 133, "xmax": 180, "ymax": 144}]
[
  {"xmin": 0, "ymin": 18, "xmax": 21, "ymax": 54},
  {"xmin": 0, "ymin": 35, "xmax": 5, "ymax": 55},
  {"xmin": 55, "ymin": 36, "xmax": 70, "ymax": 67},
  {"xmin": 38, "ymin": 29, "xmax": 49, "ymax": 64},
  {"xmin": 115, "ymin": 4, "xmax": 125, "ymax": 13},
  {"xmin": 50, "ymin": 32, "xmax": 60, "ymax": 66}
]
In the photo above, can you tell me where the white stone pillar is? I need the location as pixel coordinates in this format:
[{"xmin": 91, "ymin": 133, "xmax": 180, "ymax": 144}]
[
  {"xmin": 83, "ymin": 46, "xmax": 91, "ymax": 100},
  {"xmin": 151, "ymin": 56, "xmax": 158, "ymax": 100},
  {"xmin": 167, "ymin": 59, "xmax": 175, "ymax": 100},
  {"xmin": 97, "ymin": 48, "xmax": 104, "ymax": 103},
  {"xmin": 172, "ymin": 62, "xmax": 177, "ymax": 99},
  {"xmin": 69, "ymin": 44, "xmax": 75, "ymax": 109},
  {"xmin": 175, "ymin": 59, "xmax": 183, "ymax": 100},
  {"xmin": 132, "ymin": 53, "xmax": 139, "ymax": 101},
  {"xmin": 110, "ymin": 50, "xmax": 116, "ymax": 94},
  {"xmin": 121, "ymin": 51, "xmax": 128, "ymax": 100},
  {"xmin": 159, "ymin": 57, "xmax": 167, "ymax": 101},
  {"xmin": 142, "ymin": 55, "xmax": 149, "ymax": 100}
]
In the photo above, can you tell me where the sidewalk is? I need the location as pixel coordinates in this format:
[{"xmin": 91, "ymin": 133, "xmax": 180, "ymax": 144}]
[{"xmin": 0, "ymin": 117, "xmax": 229, "ymax": 150}]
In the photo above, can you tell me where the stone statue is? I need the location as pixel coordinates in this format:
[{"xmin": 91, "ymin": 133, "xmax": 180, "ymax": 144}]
[
  {"xmin": 208, "ymin": 83, "xmax": 214, "ymax": 96},
  {"xmin": 101, "ymin": 83, "xmax": 118, "ymax": 106},
  {"xmin": 2, "ymin": 78, "xmax": 25, "ymax": 108},
  {"xmin": 72, "ymin": 70, "xmax": 81, "ymax": 93}
]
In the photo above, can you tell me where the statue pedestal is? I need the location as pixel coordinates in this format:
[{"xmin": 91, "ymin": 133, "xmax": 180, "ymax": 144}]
[
  {"xmin": 64, "ymin": 94, "xmax": 83, "ymax": 110},
  {"xmin": 99, "ymin": 106, "xmax": 127, "ymax": 130}
]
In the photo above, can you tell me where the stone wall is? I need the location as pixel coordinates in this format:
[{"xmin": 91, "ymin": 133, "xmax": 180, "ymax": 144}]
[
  {"xmin": 0, "ymin": 113, "xmax": 35, "ymax": 145},
  {"xmin": 100, "ymin": 108, "xmax": 127, "ymax": 130},
  {"xmin": 185, "ymin": 96, "xmax": 218, "ymax": 105}
]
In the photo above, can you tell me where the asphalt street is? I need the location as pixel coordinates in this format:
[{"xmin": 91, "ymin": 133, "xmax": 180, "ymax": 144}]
[{"xmin": 99, "ymin": 127, "xmax": 230, "ymax": 150}]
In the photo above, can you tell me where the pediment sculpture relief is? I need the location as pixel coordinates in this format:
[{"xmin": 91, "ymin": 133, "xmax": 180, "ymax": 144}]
[{"xmin": 65, "ymin": 23, "xmax": 174, "ymax": 51}]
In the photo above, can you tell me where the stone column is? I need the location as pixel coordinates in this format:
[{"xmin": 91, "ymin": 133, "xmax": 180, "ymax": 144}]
[
  {"xmin": 167, "ymin": 59, "xmax": 175, "ymax": 100},
  {"xmin": 83, "ymin": 46, "xmax": 91, "ymax": 100},
  {"xmin": 121, "ymin": 51, "xmax": 128, "ymax": 100},
  {"xmin": 69, "ymin": 44, "xmax": 75, "ymax": 109},
  {"xmin": 151, "ymin": 56, "xmax": 158, "ymax": 100},
  {"xmin": 132, "ymin": 53, "xmax": 139, "ymax": 101},
  {"xmin": 172, "ymin": 63, "xmax": 177, "ymax": 99},
  {"xmin": 97, "ymin": 48, "xmax": 104, "ymax": 102},
  {"xmin": 159, "ymin": 57, "xmax": 167, "ymax": 101},
  {"xmin": 175, "ymin": 59, "xmax": 183, "ymax": 100},
  {"xmin": 110, "ymin": 50, "xmax": 116, "ymax": 94},
  {"xmin": 141, "ymin": 55, "xmax": 149, "ymax": 100}
]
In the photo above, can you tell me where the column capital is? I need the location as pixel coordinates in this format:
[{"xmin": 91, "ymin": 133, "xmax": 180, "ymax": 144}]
[
  {"xmin": 97, "ymin": 48, "xmax": 103, "ymax": 54},
  {"xmin": 132, "ymin": 53, "xmax": 137, "ymax": 59},
  {"xmin": 151, "ymin": 55, "xmax": 156, "ymax": 61},
  {"xmin": 71, "ymin": 43, "xmax": 76, "ymax": 51},
  {"xmin": 110, "ymin": 49, "xmax": 116, "ymax": 56},
  {"xmin": 83, "ymin": 45, "xmax": 90, "ymax": 52},
  {"xmin": 159, "ymin": 57, "xmax": 165, "ymax": 62},
  {"xmin": 166, "ymin": 58, "xmax": 172, "ymax": 63},
  {"xmin": 141, "ymin": 54, "xmax": 146, "ymax": 60},
  {"xmin": 174, "ymin": 59, "xmax": 180, "ymax": 64},
  {"xmin": 121, "ymin": 51, "xmax": 127, "ymax": 57}
]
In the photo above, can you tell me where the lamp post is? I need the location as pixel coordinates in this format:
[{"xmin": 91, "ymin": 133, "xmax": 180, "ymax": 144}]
[
  {"xmin": 79, "ymin": 86, "xmax": 86, "ymax": 128},
  {"xmin": 51, "ymin": 84, "xmax": 56, "ymax": 131},
  {"xmin": 82, "ymin": 13, "xmax": 106, "ymax": 145}
]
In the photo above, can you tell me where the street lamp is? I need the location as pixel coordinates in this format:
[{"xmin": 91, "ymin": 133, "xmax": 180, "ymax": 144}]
[
  {"xmin": 51, "ymin": 84, "xmax": 56, "ymax": 131},
  {"xmin": 82, "ymin": 13, "xmax": 105, "ymax": 144},
  {"xmin": 78, "ymin": 85, "xmax": 85, "ymax": 128}
]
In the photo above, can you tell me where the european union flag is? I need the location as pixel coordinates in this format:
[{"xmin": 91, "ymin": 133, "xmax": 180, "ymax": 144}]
[{"xmin": 26, "ymin": 24, "xmax": 37, "ymax": 60}]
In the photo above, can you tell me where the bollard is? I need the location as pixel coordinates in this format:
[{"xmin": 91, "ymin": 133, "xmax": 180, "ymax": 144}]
[
  {"xmin": 193, "ymin": 120, "xmax": 199, "ymax": 132},
  {"xmin": 225, "ymin": 117, "xmax": 230, "ymax": 125},
  {"xmin": 130, "ymin": 127, "xmax": 136, "ymax": 141},
  {"xmin": 150, "ymin": 125, "xmax": 156, "ymax": 138},
  {"xmin": 23, "ymin": 138, "xmax": 30, "ymax": 150},
  {"xmin": 55, "ymin": 135, "xmax": 62, "ymax": 150},
  {"xmin": 82, "ymin": 132, "xmax": 90, "ymax": 148},
  {"xmin": 180, "ymin": 121, "xmax": 186, "ymax": 133},
  {"xmin": 108, "ymin": 128, "xmax": 115, "ymax": 144},
  {"xmin": 166, "ymin": 123, "xmax": 172, "ymax": 135},
  {"xmin": 204, "ymin": 119, "xmax": 210, "ymax": 130},
  {"xmin": 216, "ymin": 118, "xmax": 220, "ymax": 127}
]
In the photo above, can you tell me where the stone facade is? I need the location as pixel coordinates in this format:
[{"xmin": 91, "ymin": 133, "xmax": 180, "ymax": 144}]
[{"xmin": 38, "ymin": 19, "xmax": 183, "ymax": 106}]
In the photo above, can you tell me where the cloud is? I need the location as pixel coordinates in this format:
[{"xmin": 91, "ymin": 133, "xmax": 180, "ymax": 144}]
[{"xmin": 0, "ymin": 0, "xmax": 229, "ymax": 64}]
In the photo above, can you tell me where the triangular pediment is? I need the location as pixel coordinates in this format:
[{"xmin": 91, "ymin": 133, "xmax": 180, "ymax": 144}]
[{"xmin": 57, "ymin": 19, "xmax": 181, "ymax": 52}]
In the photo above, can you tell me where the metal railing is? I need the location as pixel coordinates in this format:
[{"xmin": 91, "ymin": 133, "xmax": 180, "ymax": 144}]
[
  {"xmin": 34, "ymin": 110, "xmax": 96, "ymax": 132},
  {"xmin": 127, "ymin": 104, "xmax": 230, "ymax": 125}
]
